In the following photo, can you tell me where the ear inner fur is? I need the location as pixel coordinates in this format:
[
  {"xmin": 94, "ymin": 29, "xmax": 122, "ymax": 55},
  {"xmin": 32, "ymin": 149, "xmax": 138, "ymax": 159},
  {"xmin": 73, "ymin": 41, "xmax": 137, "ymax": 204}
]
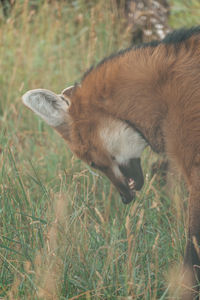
[
  {"xmin": 22, "ymin": 89, "xmax": 69, "ymax": 127},
  {"xmin": 62, "ymin": 85, "xmax": 75, "ymax": 99}
]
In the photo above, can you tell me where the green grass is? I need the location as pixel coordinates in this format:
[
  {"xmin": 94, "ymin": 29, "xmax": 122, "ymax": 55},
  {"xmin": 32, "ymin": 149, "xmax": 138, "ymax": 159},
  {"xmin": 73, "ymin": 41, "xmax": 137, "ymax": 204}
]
[
  {"xmin": 0, "ymin": 1, "xmax": 198, "ymax": 299},
  {"xmin": 169, "ymin": 0, "xmax": 200, "ymax": 28}
]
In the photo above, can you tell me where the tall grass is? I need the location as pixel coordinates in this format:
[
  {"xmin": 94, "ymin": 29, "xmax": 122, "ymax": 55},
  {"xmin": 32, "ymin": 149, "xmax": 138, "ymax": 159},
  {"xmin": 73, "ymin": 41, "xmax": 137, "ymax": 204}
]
[
  {"xmin": 169, "ymin": 0, "xmax": 200, "ymax": 27},
  {"xmin": 0, "ymin": 1, "xmax": 198, "ymax": 299}
]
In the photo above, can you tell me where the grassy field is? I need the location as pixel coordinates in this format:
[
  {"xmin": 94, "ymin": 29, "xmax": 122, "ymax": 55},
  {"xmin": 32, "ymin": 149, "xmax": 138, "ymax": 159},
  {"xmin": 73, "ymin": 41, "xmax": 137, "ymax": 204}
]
[{"xmin": 0, "ymin": 1, "xmax": 200, "ymax": 299}]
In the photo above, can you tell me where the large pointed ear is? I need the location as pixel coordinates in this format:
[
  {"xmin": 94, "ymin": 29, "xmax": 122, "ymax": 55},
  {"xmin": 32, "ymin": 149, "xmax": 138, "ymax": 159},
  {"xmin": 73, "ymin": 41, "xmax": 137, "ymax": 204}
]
[
  {"xmin": 22, "ymin": 89, "xmax": 69, "ymax": 127},
  {"xmin": 61, "ymin": 85, "xmax": 76, "ymax": 101}
]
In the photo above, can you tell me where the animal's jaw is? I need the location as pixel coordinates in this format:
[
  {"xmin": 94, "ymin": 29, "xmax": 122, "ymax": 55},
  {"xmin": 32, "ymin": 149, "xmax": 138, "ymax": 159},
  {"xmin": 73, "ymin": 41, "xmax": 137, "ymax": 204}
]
[{"xmin": 110, "ymin": 158, "xmax": 144, "ymax": 204}]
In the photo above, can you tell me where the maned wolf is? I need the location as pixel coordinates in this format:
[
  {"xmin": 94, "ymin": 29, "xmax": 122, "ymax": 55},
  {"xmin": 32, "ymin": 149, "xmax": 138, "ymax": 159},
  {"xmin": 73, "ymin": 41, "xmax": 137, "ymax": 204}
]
[{"xmin": 23, "ymin": 27, "xmax": 200, "ymax": 299}]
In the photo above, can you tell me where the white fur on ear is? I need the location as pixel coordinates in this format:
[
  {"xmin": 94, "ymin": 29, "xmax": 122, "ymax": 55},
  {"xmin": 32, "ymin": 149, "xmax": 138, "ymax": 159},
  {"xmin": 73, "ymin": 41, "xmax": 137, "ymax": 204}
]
[
  {"xmin": 22, "ymin": 89, "xmax": 68, "ymax": 127},
  {"xmin": 61, "ymin": 86, "xmax": 74, "ymax": 98}
]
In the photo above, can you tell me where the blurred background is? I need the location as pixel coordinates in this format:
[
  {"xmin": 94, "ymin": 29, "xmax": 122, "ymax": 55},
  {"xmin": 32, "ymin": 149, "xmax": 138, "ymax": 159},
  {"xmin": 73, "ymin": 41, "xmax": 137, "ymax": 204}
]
[{"xmin": 0, "ymin": 1, "xmax": 200, "ymax": 299}]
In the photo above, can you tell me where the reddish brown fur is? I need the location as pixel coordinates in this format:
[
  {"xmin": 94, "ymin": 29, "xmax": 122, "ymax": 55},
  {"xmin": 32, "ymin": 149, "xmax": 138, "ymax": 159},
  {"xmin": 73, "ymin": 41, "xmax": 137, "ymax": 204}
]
[
  {"xmin": 64, "ymin": 35, "xmax": 200, "ymax": 173},
  {"xmin": 57, "ymin": 32, "xmax": 200, "ymax": 298}
]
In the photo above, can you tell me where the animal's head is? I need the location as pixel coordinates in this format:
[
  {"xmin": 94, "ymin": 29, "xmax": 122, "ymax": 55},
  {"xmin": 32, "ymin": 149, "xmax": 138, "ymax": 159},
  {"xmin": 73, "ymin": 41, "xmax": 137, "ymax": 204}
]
[{"xmin": 22, "ymin": 85, "xmax": 146, "ymax": 204}]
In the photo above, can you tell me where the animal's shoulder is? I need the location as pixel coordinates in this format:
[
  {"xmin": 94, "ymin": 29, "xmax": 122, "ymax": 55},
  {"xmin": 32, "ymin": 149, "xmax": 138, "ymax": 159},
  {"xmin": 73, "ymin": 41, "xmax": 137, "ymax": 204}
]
[{"xmin": 81, "ymin": 26, "xmax": 200, "ymax": 82}]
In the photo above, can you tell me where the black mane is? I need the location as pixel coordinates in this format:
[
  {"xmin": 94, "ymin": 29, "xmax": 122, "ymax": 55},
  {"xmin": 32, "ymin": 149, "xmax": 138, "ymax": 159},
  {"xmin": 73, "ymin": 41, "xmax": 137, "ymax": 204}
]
[
  {"xmin": 162, "ymin": 26, "xmax": 200, "ymax": 44},
  {"xmin": 82, "ymin": 26, "xmax": 200, "ymax": 81}
]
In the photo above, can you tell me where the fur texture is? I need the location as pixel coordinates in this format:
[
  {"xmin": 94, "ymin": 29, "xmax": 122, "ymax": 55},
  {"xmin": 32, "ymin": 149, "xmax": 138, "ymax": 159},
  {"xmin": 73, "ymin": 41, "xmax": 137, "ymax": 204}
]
[{"xmin": 23, "ymin": 27, "xmax": 200, "ymax": 299}]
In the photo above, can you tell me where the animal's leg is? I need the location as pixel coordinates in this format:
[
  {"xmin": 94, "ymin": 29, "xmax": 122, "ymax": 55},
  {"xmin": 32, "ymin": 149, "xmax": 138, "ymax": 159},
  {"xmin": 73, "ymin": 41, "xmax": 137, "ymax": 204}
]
[{"xmin": 182, "ymin": 166, "xmax": 200, "ymax": 299}]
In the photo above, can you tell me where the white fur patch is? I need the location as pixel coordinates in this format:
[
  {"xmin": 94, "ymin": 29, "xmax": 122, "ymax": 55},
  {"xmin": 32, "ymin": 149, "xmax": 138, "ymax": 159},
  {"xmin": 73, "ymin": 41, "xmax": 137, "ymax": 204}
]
[
  {"xmin": 100, "ymin": 119, "xmax": 146, "ymax": 165},
  {"xmin": 22, "ymin": 89, "xmax": 68, "ymax": 127}
]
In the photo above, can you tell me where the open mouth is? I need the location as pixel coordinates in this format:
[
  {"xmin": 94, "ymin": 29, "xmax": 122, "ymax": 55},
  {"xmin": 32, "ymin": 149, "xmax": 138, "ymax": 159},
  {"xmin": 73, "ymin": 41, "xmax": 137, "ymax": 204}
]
[
  {"xmin": 128, "ymin": 178, "xmax": 135, "ymax": 190},
  {"xmin": 119, "ymin": 177, "xmax": 136, "ymax": 204},
  {"xmin": 119, "ymin": 158, "xmax": 144, "ymax": 204}
]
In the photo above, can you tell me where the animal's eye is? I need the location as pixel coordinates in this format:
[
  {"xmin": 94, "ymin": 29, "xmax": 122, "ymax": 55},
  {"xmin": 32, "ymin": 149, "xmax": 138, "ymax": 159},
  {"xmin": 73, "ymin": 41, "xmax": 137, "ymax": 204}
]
[{"xmin": 90, "ymin": 161, "xmax": 108, "ymax": 172}]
